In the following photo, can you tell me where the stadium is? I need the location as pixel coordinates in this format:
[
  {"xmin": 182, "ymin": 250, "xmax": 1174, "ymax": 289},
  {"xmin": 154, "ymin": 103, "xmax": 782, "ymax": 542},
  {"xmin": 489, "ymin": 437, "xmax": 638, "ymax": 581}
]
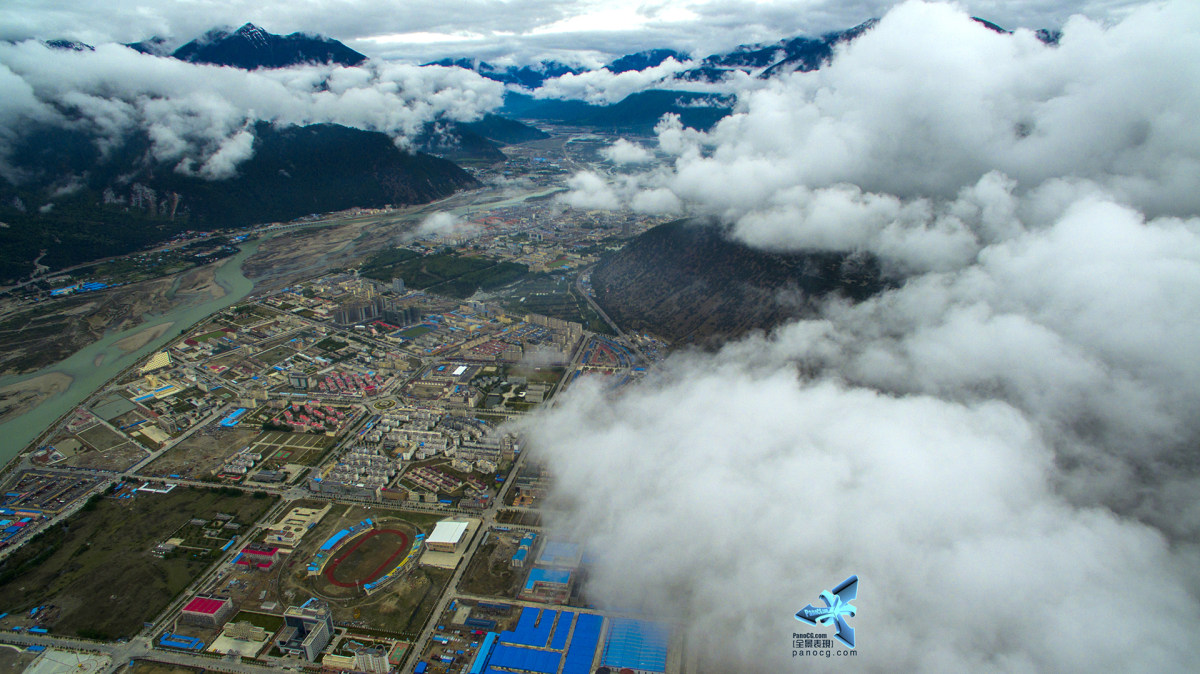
[{"xmin": 307, "ymin": 517, "xmax": 423, "ymax": 596}]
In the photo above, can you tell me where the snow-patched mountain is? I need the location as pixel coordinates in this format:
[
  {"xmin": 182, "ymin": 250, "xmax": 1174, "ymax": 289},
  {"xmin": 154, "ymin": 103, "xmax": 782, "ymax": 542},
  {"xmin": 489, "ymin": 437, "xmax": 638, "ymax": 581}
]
[
  {"xmin": 676, "ymin": 20, "xmax": 876, "ymax": 82},
  {"xmin": 170, "ymin": 22, "xmax": 366, "ymax": 69},
  {"xmin": 42, "ymin": 39, "xmax": 95, "ymax": 52}
]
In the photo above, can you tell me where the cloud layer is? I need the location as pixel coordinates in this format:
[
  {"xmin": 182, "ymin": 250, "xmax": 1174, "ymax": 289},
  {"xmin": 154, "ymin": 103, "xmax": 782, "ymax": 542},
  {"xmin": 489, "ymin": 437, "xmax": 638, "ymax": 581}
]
[
  {"xmin": 528, "ymin": 1, "xmax": 1200, "ymax": 670},
  {"xmin": 533, "ymin": 57, "xmax": 692, "ymax": 104},
  {"xmin": 0, "ymin": 40, "xmax": 504, "ymax": 180},
  {"xmin": 569, "ymin": 1, "xmax": 1200, "ymax": 269},
  {"xmin": 0, "ymin": 0, "xmax": 1154, "ymax": 67}
]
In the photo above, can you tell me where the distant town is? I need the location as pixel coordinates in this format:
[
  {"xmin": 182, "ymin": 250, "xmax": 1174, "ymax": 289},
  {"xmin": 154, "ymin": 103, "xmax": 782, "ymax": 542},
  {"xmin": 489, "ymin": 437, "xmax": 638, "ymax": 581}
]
[{"xmin": 0, "ymin": 128, "xmax": 683, "ymax": 674}]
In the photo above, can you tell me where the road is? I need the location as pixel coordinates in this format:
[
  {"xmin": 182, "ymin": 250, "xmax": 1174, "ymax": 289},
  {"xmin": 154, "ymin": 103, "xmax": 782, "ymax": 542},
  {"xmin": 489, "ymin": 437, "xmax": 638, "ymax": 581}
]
[
  {"xmin": 574, "ymin": 271, "xmax": 650, "ymax": 365},
  {"xmin": 401, "ymin": 436, "xmax": 531, "ymax": 673},
  {"xmin": 0, "ymin": 203, "xmax": 639, "ymax": 672},
  {"xmin": 0, "ymin": 631, "xmax": 281, "ymax": 674}
]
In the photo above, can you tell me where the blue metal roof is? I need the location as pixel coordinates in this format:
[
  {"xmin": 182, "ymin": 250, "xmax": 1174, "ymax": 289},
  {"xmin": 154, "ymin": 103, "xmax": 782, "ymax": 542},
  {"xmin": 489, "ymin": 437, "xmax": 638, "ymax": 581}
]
[
  {"xmin": 523, "ymin": 567, "xmax": 572, "ymax": 590},
  {"xmin": 537, "ymin": 541, "xmax": 581, "ymax": 565},
  {"xmin": 499, "ymin": 607, "xmax": 556, "ymax": 648},
  {"xmin": 601, "ymin": 618, "xmax": 671, "ymax": 673},
  {"xmin": 487, "ymin": 644, "xmax": 560, "ymax": 674},
  {"xmin": 550, "ymin": 611, "xmax": 574, "ymax": 650},
  {"xmin": 562, "ymin": 613, "xmax": 603, "ymax": 674}
]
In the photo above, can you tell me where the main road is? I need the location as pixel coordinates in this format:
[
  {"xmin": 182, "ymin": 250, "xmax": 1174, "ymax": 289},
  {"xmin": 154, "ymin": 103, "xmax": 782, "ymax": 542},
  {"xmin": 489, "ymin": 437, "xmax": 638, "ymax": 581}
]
[{"xmin": 401, "ymin": 433, "xmax": 532, "ymax": 674}]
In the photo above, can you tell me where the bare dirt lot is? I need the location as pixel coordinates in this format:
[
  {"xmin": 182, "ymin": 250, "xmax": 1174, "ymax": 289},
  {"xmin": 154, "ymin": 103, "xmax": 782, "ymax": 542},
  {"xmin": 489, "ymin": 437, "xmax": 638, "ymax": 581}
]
[
  {"xmin": 77, "ymin": 423, "xmax": 128, "ymax": 451},
  {"xmin": 64, "ymin": 441, "xmax": 147, "ymax": 471},
  {"xmin": 459, "ymin": 531, "xmax": 523, "ymax": 598},
  {"xmin": 144, "ymin": 426, "xmax": 260, "ymax": 478}
]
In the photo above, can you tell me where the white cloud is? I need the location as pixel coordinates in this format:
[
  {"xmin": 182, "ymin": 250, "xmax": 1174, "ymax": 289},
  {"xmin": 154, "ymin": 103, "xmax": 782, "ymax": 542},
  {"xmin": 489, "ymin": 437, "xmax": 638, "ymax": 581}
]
[
  {"xmin": 515, "ymin": 1, "xmax": 1200, "ymax": 670},
  {"xmin": 601, "ymin": 138, "xmax": 654, "ymax": 164},
  {"xmin": 411, "ymin": 211, "xmax": 480, "ymax": 240},
  {"xmin": 588, "ymin": 0, "xmax": 1200, "ymax": 269},
  {"xmin": 521, "ymin": 188, "xmax": 1200, "ymax": 670},
  {"xmin": 0, "ymin": 40, "xmax": 505, "ymax": 180},
  {"xmin": 559, "ymin": 170, "xmax": 620, "ymax": 209},
  {"xmin": 534, "ymin": 57, "xmax": 691, "ymax": 104}
]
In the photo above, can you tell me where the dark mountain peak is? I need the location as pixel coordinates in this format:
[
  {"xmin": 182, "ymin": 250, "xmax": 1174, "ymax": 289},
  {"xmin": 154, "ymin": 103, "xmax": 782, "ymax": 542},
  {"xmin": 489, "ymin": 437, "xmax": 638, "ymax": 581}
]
[
  {"xmin": 461, "ymin": 114, "xmax": 549, "ymax": 145},
  {"xmin": 432, "ymin": 57, "xmax": 488, "ymax": 70},
  {"xmin": 171, "ymin": 23, "xmax": 366, "ymax": 69},
  {"xmin": 970, "ymin": 17, "xmax": 1060, "ymax": 45},
  {"xmin": 43, "ymin": 39, "xmax": 94, "ymax": 52},
  {"xmin": 608, "ymin": 49, "xmax": 689, "ymax": 73},
  {"xmin": 500, "ymin": 89, "xmax": 731, "ymax": 133},
  {"xmin": 124, "ymin": 36, "xmax": 174, "ymax": 56},
  {"xmin": 1035, "ymin": 28, "xmax": 1062, "ymax": 46},
  {"xmin": 234, "ymin": 22, "xmax": 271, "ymax": 46},
  {"xmin": 971, "ymin": 17, "xmax": 1010, "ymax": 34}
]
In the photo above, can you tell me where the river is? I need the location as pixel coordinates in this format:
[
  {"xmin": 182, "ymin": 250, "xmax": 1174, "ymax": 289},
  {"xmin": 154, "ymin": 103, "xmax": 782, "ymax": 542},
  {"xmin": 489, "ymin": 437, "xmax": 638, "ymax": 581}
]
[
  {"xmin": 0, "ymin": 239, "xmax": 261, "ymax": 465},
  {"xmin": 0, "ymin": 183, "xmax": 567, "ymax": 466}
]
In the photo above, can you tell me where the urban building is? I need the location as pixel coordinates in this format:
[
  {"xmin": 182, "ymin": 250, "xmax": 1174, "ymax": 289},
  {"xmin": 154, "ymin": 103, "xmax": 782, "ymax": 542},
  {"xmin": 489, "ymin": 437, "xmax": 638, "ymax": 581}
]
[
  {"xmin": 235, "ymin": 543, "xmax": 280, "ymax": 570},
  {"xmin": 426, "ymin": 520, "xmax": 470, "ymax": 553},
  {"xmin": 180, "ymin": 595, "xmax": 234, "ymax": 628},
  {"xmin": 277, "ymin": 598, "xmax": 334, "ymax": 661}
]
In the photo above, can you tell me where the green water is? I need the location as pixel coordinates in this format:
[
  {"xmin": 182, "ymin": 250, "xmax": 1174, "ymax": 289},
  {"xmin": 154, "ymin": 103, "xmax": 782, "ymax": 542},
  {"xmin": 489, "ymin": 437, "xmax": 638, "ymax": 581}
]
[{"xmin": 0, "ymin": 239, "xmax": 261, "ymax": 464}]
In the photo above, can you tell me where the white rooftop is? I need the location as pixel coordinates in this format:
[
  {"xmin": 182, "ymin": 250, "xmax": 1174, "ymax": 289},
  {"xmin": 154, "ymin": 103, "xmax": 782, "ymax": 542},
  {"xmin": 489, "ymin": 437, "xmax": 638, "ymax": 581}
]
[{"xmin": 427, "ymin": 520, "xmax": 469, "ymax": 545}]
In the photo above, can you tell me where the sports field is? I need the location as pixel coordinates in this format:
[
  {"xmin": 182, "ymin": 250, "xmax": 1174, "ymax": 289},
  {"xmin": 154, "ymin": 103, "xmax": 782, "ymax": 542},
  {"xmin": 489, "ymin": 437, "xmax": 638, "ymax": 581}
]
[{"xmin": 323, "ymin": 529, "xmax": 412, "ymax": 588}]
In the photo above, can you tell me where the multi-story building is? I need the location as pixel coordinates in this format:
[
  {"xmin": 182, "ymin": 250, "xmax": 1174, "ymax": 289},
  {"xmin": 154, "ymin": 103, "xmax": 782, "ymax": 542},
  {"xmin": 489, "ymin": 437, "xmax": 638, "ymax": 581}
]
[{"xmin": 277, "ymin": 598, "xmax": 334, "ymax": 661}]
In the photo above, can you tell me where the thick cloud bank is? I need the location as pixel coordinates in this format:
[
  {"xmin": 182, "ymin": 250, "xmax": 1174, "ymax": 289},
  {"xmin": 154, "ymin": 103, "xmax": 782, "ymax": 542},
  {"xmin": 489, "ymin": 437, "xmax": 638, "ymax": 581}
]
[
  {"xmin": 568, "ymin": 0, "xmax": 1200, "ymax": 266},
  {"xmin": 533, "ymin": 57, "xmax": 692, "ymax": 104},
  {"xmin": 529, "ymin": 1, "xmax": 1200, "ymax": 671},
  {"xmin": 0, "ymin": 40, "xmax": 504, "ymax": 180}
]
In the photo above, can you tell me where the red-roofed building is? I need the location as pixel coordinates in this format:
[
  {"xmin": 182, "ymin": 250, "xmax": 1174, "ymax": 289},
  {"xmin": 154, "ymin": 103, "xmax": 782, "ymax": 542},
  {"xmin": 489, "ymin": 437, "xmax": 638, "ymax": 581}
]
[
  {"xmin": 181, "ymin": 594, "xmax": 234, "ymax": 627},
  {"xmin": 236, "ymin": 543, "xmax": 281, "ymax": 570}
]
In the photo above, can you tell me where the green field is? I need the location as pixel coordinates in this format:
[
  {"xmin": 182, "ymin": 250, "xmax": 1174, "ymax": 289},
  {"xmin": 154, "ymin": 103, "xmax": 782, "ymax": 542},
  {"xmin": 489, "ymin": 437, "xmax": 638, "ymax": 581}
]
[
  {"xmin": 359, "ymin": 249, "xmax": 528, "ymax": 299},
  {"xmin": 0, "ymin": 487, "xmax": 277, "ymax": 640},
  {"xmin": 496, "ymin": 273, "xmax": 613, "ymax": 334},
  {"xmin": 315, "ymin": 337, "xmax": 348, "ymax": 351},
  {"xmin": 231, "ymin": 610, "xmax": 284, "ymax": 632},
  {"xmin": 194, "ymin": 329, "xmax": 232, "ymax": 342}
]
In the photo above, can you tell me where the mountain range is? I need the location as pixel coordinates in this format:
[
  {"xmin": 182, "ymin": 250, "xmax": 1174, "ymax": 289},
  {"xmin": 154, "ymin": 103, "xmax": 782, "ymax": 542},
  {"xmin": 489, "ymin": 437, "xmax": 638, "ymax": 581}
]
[
  {"xmin": 500, "ymin": 90, "xmax": 732, "ymax": 133},
  {"xmin": 6, "ymin": 15, "xmax": 1052, "ymax": 283},
  {"xmin": 0, "ymin": 122, "xmax": 476, "ymax": 282},
  {"xmin": 127, "ymin": 22, "xmax": 366, "ymax": 69},
  {"xmin": 591, "ymin": 219, "xmax": 886, "ymax": 345}
]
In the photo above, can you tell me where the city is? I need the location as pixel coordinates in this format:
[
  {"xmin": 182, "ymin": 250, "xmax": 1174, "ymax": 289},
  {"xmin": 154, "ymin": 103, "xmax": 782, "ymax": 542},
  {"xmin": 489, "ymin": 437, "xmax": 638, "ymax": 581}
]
[
  {"xmin": 1, "ymin": 1, "xmax": 1197, "ymax": 671},
  {"xmin": 0, "ymin": 126, "xmax": 681, "ymax": 674}
]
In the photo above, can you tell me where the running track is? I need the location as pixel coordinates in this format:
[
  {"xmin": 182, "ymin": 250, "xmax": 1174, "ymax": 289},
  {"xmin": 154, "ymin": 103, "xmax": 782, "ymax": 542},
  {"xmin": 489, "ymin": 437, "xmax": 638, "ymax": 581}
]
[{"xmin": 323, "ymin": 528, "xmax": 410, "ymax": 588}]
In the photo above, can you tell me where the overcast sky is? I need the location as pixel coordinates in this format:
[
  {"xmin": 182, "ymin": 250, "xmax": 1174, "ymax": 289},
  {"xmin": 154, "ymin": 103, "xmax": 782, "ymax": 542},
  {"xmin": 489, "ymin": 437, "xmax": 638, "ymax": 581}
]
[{"xmin": 0, "ymin": 0, "xmax": 1154, "ymax": 64}]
